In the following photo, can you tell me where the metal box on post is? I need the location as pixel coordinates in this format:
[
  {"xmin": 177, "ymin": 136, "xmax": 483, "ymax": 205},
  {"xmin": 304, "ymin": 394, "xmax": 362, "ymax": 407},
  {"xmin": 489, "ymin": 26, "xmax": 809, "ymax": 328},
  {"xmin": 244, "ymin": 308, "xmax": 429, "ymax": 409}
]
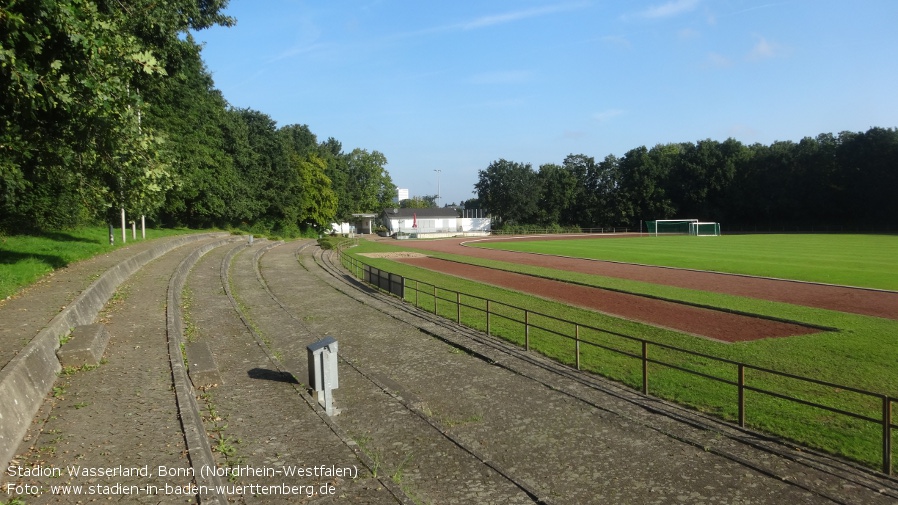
[{"xmin": 306, "ymin": 336, "xmax": 339, "ymax": 416}]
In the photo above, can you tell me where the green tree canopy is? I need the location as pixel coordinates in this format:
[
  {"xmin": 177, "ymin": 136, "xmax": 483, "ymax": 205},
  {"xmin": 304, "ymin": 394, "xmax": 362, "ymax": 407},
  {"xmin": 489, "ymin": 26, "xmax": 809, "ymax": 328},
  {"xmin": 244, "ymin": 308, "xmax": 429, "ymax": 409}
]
[{"xmin": 474, "ymin": 159, "xmax": 540, "ymax": 226}]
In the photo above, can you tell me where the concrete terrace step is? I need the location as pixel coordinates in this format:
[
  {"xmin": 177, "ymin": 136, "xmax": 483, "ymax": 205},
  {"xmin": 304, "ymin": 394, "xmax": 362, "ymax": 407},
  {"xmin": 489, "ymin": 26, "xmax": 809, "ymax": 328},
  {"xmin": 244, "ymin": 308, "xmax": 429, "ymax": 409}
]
[
  {"xmin": 56, "ymin": 324, "xmax": 111, "ymax": 368},
  {"xmin": 182, "ymin": 239, "xmax": 403, "ymax": 503},
  {"xmin": 0, "ymin": 232, "xmax": 232, "ymax": 471}
]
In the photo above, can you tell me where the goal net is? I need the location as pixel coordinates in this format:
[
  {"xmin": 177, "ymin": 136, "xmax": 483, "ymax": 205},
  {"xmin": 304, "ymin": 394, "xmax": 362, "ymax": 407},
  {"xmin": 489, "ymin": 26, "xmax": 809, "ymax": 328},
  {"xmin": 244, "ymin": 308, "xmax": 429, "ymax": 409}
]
[
  {"xmin": 646, "ymin": 219, "xmax": 698, "ymax": 236},
  {"xmin": 689, "ymin": 222, "xmax": 721, "ymax": 236}
]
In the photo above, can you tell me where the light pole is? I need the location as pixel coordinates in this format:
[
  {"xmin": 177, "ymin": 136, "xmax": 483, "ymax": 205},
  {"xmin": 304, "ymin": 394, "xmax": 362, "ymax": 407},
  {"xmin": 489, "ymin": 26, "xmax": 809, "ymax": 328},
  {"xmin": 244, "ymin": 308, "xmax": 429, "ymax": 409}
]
[{"xmin": 434, "ymin": 169, "xmax": 441, "ymax": 207}]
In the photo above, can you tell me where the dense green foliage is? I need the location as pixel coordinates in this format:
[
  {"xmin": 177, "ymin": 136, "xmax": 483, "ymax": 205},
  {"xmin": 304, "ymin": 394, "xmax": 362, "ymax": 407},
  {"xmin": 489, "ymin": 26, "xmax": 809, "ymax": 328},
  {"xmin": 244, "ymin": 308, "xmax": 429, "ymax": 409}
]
[
  {"xmin": 400, "ymin": 195, "xmax": 439, "ymax": 208},
  {"xmin": 1, "ymin": 0, "xmax": 394, "ymax": 237},
  {"xmin": 476, "ymin": 130, "xmax": 898, "ymax": 230}
]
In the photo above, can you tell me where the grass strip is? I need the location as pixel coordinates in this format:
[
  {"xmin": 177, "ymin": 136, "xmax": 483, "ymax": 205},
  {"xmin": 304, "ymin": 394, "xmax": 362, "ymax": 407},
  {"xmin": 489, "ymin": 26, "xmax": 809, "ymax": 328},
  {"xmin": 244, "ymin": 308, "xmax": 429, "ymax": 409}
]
[{"xmin": 0, "ymin": 226, "xmax": 203, "ymax": 300}]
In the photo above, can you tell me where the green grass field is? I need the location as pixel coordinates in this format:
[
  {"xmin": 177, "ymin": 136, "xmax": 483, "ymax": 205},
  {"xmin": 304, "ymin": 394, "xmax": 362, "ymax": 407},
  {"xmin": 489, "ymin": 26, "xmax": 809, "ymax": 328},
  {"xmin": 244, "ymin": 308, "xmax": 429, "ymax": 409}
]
[
  {"xmin": 0, "ymin": 226, "xmax": 199, "ymax": 300},
  {"xmin": 340, "ymin": 234, "xmax": 898, "ymax": 471},
  {"xmin": 474, "ymin": 234, "xmax": 898, "ymax": 290}
]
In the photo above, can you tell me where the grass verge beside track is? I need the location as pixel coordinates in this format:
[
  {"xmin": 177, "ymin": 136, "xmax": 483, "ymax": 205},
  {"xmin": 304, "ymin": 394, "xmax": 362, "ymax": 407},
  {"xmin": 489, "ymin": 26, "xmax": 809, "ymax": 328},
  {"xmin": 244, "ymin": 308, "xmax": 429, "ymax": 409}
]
[{"xmin": 341, "ymin": 238, "xmax": 898, "ymax": 471}]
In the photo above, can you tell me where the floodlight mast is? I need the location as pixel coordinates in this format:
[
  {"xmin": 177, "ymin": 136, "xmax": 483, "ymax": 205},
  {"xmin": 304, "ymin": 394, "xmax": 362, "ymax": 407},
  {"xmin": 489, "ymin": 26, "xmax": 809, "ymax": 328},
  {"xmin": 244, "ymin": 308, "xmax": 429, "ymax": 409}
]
[{"xmin": 434, "ymin": 169, "xmax": 441, "ymax": 207}]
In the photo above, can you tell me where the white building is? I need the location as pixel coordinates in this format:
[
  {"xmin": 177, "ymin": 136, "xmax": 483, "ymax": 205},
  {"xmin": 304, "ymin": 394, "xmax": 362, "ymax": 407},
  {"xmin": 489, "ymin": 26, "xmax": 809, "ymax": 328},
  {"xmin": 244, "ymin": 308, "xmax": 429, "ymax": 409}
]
[{"xmin": 381, "ymin": 208, "xmax": 491, "ymax": 238}]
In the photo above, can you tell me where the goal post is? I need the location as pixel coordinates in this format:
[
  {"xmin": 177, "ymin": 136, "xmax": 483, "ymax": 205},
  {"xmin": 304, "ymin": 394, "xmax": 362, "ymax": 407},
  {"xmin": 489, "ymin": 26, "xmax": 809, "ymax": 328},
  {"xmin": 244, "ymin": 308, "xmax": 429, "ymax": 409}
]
[
  {"xmin": 689, "ymin": 222, "xmax": 721, "ymax": 236},
  {"xmin": 646, "ymin": 219, "xmax": 698, "ymax": 236}
]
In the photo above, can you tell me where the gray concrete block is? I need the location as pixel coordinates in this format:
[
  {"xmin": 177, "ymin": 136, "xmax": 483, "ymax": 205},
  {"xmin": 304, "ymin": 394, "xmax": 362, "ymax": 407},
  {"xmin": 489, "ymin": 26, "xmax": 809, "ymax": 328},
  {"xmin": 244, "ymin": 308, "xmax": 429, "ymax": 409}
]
[
  {"xmin": 57, "ymin": 324, "xmax": 111, "ymax": 368},
  {"xmin": 186, "ymin": 342, "xmax": 222, "ymax": 389}
]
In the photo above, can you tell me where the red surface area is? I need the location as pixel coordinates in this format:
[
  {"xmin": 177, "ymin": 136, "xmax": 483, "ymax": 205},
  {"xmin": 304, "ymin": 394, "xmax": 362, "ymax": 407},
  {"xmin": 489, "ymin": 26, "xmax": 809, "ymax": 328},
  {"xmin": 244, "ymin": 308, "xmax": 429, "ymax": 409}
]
[
  {"xmin": 397, "ymin": 256, "xmax": 819, "ymax": 342},
  {"xmin": 397, "ymin": 236, "xmax": 898, "ymax": 321}
]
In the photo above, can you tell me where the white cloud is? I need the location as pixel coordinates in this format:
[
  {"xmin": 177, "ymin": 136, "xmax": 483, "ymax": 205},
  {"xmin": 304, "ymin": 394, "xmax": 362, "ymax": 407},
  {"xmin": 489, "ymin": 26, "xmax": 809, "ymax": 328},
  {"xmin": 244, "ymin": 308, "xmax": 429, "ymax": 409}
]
[
  {"xmin": 747, "ymin": 35, "xmax": 779, "ymax": 60},
  {"xmin": 269, "ymin": 42, "xmax": 333, "ymax": 63},
  {"xmin": 466, "ymin": 70, "xmax": 532, "ymax": 85},
  {"xmin": 635, "ymin": 0, "xmax": 701, "ymax": 19},
  {"xmin": 677, "ymin": 28, "xmax": 700, "ymax": 40},
  {"xmin": 387, "ymin": 3, "xmax": 590, "ymax": 41},
  {"xmin": 460, "ymin": 2, "xmax": 591, "ymax": 30},
  {"xmin": 704, "ymin": 52, "xmax": 732, "ymax": 68},
  {"xmin": 594, "ymin": 109, "xmax": 625, "ymax": 122}
]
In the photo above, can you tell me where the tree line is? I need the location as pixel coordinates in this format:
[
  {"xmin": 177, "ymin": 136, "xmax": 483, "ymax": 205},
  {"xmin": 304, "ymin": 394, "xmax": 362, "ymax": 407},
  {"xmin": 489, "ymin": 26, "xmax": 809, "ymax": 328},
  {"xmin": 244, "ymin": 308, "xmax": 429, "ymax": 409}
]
[
  {"xmin": 473, "ymin": 128, "xmax": 898, "ymax": 231},
  {"xmin": 1, "ymin": 0, "xmax": 395, "ymax": 236}
]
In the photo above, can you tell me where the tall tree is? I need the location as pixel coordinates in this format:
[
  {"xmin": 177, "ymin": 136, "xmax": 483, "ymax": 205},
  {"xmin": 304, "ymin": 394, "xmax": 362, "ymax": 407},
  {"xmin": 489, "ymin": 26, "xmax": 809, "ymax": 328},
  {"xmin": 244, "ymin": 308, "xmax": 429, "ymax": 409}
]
[
  {"xmin": 293, "ymin": 152, "xmax": 337, "ymax": 230},
  {"xmin": 1, "ymin": 0, "xmax": 161, "ymax": 229},
  {"xmin": 536, "ymin": 163, "xmax": 578, "ymax": 226},
  {"xmin": 616, "ymin": 146, "xmax": 675, "ymax": 226},
  {"xmin": 150, "ymin": 40, "xmax": 242, "ymax": 227},
  {"xmin": 341, "ymin": 149, "xmax": 395, "ymax": 218},
  {"xmin": 474, "ymin": 159, "xmax": 540, "ymax": 226},
  {"xmin": 281, "ymin": 124, "xmax": 319, "ymax": 157}
]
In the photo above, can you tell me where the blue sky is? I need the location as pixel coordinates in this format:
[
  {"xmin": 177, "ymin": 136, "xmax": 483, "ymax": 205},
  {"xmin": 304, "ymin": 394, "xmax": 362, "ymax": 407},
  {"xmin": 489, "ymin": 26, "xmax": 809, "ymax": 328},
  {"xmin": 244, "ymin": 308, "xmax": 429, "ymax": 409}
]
[{"xmin": 193, "ymin": 0, "xmax": 898, "ymax": 206}]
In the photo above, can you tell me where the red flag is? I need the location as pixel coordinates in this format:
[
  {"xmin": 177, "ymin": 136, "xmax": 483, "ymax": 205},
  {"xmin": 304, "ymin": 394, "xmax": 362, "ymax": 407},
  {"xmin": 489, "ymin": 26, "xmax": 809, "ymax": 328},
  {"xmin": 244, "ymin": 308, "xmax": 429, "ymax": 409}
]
[{"xmin": 412, "ymin": 212, "xmax": 417, "ymax": 228}]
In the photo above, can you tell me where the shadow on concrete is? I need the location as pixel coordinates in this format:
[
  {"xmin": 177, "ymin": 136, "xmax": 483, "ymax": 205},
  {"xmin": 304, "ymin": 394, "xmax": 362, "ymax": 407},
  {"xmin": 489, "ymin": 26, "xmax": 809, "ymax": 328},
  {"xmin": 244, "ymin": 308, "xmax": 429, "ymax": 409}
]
[{"xmin": 247, "ymin": 367, "xmax": 299, "ymax": 384}]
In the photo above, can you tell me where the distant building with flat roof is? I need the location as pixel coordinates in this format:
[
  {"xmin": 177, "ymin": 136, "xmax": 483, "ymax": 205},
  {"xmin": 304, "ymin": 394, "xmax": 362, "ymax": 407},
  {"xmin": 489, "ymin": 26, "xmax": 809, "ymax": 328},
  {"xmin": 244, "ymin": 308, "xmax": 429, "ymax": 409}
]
[{"xmin": 381, "ymin": 207, "xmax": 490, "ymax": 238}]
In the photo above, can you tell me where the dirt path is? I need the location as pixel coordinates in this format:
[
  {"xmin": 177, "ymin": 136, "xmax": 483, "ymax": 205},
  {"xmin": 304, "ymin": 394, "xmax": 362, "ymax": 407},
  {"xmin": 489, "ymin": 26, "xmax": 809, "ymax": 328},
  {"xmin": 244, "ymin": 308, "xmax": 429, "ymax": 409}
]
[{"xmin": 395, "ymin": 236, "xmax": 898, "ymax": 320}]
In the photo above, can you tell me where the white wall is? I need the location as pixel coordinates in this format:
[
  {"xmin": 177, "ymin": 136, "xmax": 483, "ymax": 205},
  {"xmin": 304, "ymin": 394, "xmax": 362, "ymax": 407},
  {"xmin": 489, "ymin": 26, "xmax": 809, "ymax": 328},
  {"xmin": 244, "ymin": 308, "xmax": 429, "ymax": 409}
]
[
  {"xmin": 330, "ymin": 222, "xmax": 352, "ymax": 234},
  {"xmin": 461, "ymin": 217, "xmax": 491, "ymax": 232},
  {"xmin": 386, "ymin": 216, "xmax": 491, "ymax": 234}
]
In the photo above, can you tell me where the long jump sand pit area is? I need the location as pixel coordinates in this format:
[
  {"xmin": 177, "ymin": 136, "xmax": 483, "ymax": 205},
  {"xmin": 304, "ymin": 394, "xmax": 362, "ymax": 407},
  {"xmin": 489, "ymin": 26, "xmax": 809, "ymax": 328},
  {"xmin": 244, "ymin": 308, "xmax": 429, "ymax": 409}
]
[
  {"xmin": 395, "ymin": 256, "xmax": 819, "ymax": 343},
  {"xmin": 392, "ymin": 236, "xmax": 898, "ymax": 321}
]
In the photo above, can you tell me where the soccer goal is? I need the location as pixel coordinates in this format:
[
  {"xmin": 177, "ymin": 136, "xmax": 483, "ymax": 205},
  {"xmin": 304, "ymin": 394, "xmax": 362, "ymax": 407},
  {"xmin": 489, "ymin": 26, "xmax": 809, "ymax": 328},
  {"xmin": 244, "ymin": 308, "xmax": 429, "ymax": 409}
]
[
  {"xmin": 646, "ymin": 219, "xmax": 698, "ymax": 236},
  {"xmin": 689, "ymin": 222, "xmax": 721, "ymax": 236}
]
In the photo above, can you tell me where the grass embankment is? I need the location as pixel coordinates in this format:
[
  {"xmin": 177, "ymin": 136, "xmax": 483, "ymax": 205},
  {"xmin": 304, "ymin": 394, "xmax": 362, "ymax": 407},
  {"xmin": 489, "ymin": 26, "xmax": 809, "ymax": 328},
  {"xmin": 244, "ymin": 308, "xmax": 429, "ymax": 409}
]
[
  {"xmin": 340, "ymin": 236, "xmax": 898, "ymax": 471},
  {"xmin": 0, "ymin": 226, "xmax": 200, "ymax": 300}
]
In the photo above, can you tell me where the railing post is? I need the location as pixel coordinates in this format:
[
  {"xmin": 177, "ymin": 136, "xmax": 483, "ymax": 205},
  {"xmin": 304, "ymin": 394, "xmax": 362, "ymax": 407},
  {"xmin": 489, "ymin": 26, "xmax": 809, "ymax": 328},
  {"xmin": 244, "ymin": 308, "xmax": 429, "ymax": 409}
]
[
  {"xmin": 433, "ymin": 285, "xmax": 437, "ymax": 314},
  {"xmin": 738, "ymin": 364, "xmax": 745, "ymax": 427},
  {"xmin": 642, "ymin": 341, "xmax": 648, "ymax": 394},
  {"xmin": 525, "ymin": 310, "xmax": 530, "ymax": 351},
  {"xmin": 415, "ymin": 280, "xmax": 419, "ymax": 307},
  {"xmin": 575, "ymin": 324, "xmax": 581, "ymax": 370},
  {"xmin": 486, "ymin": 300, "xmax": 491, "ymax": 336},
  {"xmin": 884, "ymin": 396, "xmax": 892, "ymax": 475},
  {"xmin": 456, "ymin": 292, "xmax": 461, "ymax": 323}
]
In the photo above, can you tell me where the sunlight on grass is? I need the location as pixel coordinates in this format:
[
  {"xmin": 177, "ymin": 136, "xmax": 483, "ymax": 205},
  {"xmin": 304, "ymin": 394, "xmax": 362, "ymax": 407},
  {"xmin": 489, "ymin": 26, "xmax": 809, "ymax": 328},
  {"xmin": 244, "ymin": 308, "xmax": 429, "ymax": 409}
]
[
  {"xmin": 475, "ymin": 234, "xmax": 898, "ymax": 290},
  {"xmin": 0, "ymin": 226, "xmax": 200, "ymax": 299}
]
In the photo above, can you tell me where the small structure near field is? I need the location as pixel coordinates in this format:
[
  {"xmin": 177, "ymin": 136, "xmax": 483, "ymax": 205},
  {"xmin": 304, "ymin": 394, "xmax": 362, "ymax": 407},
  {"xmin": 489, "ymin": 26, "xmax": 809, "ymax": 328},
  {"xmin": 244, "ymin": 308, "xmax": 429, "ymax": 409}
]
[{"xmin": 382, "ymin": 208, "xmax": 490, "ymax": 239}]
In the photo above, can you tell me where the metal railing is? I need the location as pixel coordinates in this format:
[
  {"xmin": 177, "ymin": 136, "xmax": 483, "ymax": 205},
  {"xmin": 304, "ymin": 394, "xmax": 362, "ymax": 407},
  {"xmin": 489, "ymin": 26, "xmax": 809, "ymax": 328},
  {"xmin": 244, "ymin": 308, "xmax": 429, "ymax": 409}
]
[{"xmin": 338, "ymin": 250, "xmax": 895, "ymax": 474}]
